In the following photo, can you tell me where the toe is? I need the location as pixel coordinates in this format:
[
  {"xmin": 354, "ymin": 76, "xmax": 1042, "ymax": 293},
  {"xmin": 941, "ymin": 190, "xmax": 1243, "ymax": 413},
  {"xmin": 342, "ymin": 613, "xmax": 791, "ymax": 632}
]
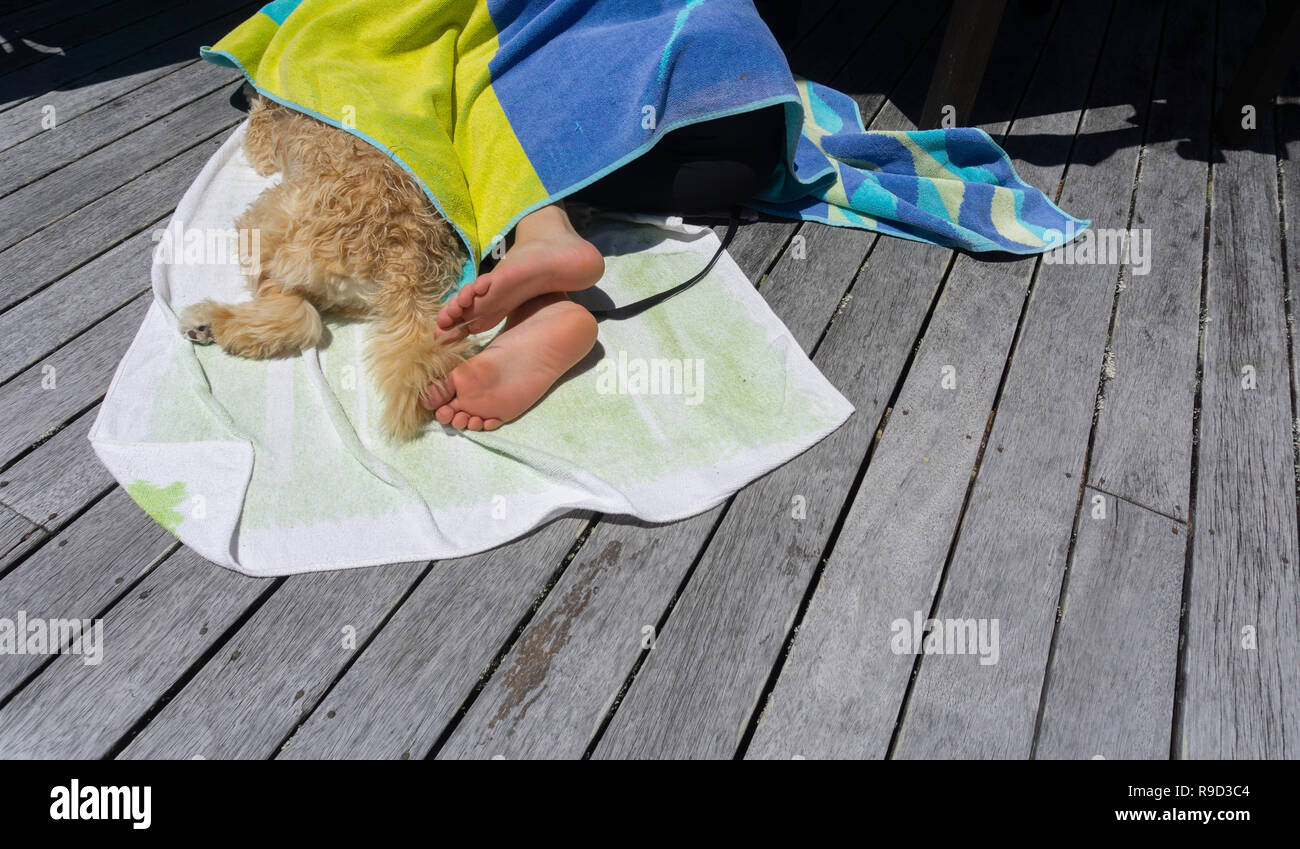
[
  {"xmin": 421, "ymin": 378, "xmax": 455, "ymax": 410},
  {"xmin": 467, "ymin": 415, "xmax": 484, "ymax": 431},
  {"xmin": 484, "ymin": 418, "xmax": 503, "ymax": 431},
  {"xmin": 435, "ymin": 404, "xmax": 455, "ymax": 425},
  {"xmin": 451, "ymin": 411, "xmax": 470, "ymax": 430}
]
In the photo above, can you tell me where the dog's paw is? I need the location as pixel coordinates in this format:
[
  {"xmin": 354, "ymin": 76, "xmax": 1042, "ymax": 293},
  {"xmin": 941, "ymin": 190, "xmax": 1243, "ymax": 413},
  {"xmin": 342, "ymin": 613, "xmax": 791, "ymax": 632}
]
[{"xmin": 179, "ymin": 304, "xmax": 216, "ymax": 345}]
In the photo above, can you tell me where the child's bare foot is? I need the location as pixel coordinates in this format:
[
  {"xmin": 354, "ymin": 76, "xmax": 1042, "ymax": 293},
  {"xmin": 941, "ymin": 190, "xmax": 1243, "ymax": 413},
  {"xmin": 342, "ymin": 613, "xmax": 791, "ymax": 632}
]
[
  {"xmin": 421, "ymin": 293, "xmax": 597, "ymax": 431},
  {"xmin": 435, "ymin": 204, "xmax": 604, "ymax": 341}
]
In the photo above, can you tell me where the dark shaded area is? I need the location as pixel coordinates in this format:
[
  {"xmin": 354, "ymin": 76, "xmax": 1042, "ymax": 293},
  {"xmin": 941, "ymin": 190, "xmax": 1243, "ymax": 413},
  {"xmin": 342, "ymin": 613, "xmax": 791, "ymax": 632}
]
[
  {"xmin": 2, "ymin": 0, "xmax": 1297, "ymax": 169},
  {"xmin": 771, "ymin": 0, "xmax": 1300, "ymax": 166},
  {"xmin": 0, "ymin": 0, "xmax": 258, "ymax": 106}
]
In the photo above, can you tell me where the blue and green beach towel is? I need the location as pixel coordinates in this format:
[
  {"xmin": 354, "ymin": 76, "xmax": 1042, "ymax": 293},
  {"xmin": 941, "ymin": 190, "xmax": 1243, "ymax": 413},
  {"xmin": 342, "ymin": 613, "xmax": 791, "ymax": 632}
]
[{"xmin": 202, "ymin": 0, "xmax": 1087, "ymax": 290}]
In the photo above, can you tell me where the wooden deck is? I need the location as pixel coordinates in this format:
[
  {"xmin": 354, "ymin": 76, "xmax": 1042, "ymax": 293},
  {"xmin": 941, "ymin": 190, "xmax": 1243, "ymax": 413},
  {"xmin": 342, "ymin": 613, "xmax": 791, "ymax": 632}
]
[{"xmin": 1, "ymin": 0, "xmax": 1297, "ymax": 759}]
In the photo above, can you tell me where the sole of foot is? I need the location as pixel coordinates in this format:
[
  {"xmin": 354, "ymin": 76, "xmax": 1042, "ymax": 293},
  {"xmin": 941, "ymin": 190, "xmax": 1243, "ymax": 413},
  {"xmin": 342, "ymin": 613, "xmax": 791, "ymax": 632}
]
[
  {"xmin": 421, "ymin": 294, "xmax": 598, "ymax": 431},
  {"xmin": 435, "ymin": 231, "xmax": 603, "ymax": 341}
]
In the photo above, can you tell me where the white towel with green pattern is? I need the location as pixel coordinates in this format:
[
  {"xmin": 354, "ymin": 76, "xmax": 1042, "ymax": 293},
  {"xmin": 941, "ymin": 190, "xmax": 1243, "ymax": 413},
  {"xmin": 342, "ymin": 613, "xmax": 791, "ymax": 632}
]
[{"xmin": 89, "ymin": 124, "xmax": 854, "ymax": 576}]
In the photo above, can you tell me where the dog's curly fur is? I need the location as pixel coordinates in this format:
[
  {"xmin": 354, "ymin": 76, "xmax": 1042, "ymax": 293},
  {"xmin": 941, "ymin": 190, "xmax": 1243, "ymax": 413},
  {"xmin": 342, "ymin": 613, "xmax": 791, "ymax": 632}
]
[{"xmin": 179, "ymin": 95, "xmax": 471, "ymax": 439}]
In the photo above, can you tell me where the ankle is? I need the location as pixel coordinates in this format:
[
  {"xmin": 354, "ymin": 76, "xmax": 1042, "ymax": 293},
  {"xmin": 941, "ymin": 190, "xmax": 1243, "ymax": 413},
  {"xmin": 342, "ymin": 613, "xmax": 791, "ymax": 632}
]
[{"xmin": 514, "ymin": 203, "xmax": 576, "ymax": 241}]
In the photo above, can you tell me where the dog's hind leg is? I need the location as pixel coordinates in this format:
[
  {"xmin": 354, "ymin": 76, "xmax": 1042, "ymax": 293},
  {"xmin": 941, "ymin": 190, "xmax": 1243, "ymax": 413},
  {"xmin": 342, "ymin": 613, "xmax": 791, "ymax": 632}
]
[{"xmin": 180, "ymin": 289, "xmax": 323, "ymax": 359}]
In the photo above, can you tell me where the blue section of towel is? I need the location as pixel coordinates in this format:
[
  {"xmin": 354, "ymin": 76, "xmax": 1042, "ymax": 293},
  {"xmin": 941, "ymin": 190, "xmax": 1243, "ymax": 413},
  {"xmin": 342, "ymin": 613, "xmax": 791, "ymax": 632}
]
[
  {"xmin": 484, "ymin": 0, "xmax": 1086, "ymax": 255},
  {"xmin": 485, "ymin": 0, "xmax": 798, "ymax": 197}
]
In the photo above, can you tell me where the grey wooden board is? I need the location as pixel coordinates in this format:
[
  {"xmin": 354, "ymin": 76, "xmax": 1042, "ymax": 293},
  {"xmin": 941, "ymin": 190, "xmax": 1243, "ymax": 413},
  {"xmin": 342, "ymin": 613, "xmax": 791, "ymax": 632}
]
[
  {"xmin": 0, "ymin": 2, "xmax": 256, "ymax": 152},
  {"xmin": 0, "ymin": 408, "xmax": 112, "ymax": 524},
  {"xmin": 0, "ymin": 292, "xmax": 149, "ymax": 466},
  {"xmin": 1179, "ymin": 0, "xmax": 1300, "ymax": 759},
  {"xmin": 0, "ymin": 58, "xmax": 199, "ymax": 152},
  {"xmin": 0, "ymin": 0, "xmax": 119, "ymax": 39},
  {"xmin": 0, "ymin": 137, "xmax": 223, "ymax": 310},
  {"xmin": 0, "ymin": 502, "xmax": 42, "ymax": 570},
  {"xmin": 1035, "ymin": 489, "xmax": 1184, "ymax": 759},
  {"xmin": 0, "ymin": 55, "xmax": 239, "ymax": 197},
  {"xmin": 892, "ymin": 0, "xmax": 1164, "ymax": 760},
  {"xmin": 0, "ymin": 0, "xmax": 245, "ymax": 110},
  {"xmin": 0, "ymin": 544, "xmax": 269, "ymax": 758},
  {"xmin": 0, "ymin": 82, "xmax": 243, "ymax": 252},
  {"xmin": 277, "ymin": 517, "xmax": 590, "ymax": 759},
  {"xmin": 0, "ymin": 487, "xmax": 176, "ymax": 701},
  {"xmin": 719, "ymin": 218, "xmax": 799, "ymax": 286},
  {"xmin": 119, "ymin": 561, "xmax": 428, "ymax": 759},
  {"xmin": 0, "ymin": 0, "xmax": 171, "ymax": 82},
  {"xmin": 1086, "ymin": 2, "xmax": 1210, "ymax": 519},
  {"xmin": 1036, "ymin": 0, "xmax": 1212, "ymax": 760},
  {"xmin": 1280, "ymin": 73, "xmax": 1300, "ymax": 626},
  {"xmin": 783, "ymin": 0, "xmax": 897, "ymax": 85},
  {"xmin": 0, "ymin": 228, "xmax": 162, "ymax": 383},
  {"xmin": 746, "ymin": 0, "xmax": 1092, "ymax": 760},
  {"xmin": 436, "ymin": 223, "xmax": 874, "ymax": 759},
  {"xmin": 0, "ymin": 102, "xmax": 239, "ymax": 383}
]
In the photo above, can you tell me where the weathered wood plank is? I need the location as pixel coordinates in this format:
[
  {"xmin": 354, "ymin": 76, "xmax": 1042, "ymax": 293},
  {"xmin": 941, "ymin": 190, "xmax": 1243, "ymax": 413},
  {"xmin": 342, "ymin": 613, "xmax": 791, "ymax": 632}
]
[
  {"xmin": 1032, "ymin": 0, "xmax": 1215, "ymax": 760},
  {"xmin": 1179, "ymin": 0, "xmax": 1300, "ymax": 759},
  {"xmin": 747, "ymin": 0, "xmax": 1110, "ymax": 760},
  {"xmin": 1086, "ymin": 1, "xmax": 1211, "ymax": 520},
  {"xmin": 0, "ymin": 0, "xmax": 118, "ymax": 39},
  {"xmin": 0, "ymin": 0, "xmax": 245, "ymax": 110},
  {"xmin": 119, "ymin": 561, "xmax": 429, "ymax": 759},
  {"xmin": 0, "ymin": 2, "xmax": 257, "ymax": 152},
  {"xmin": 0, "ymin": 56, "xmax": 238, "ymax": 197},
  {"xmin": 891, "ymin": 0, "xmax": 1166, "ymax": 760},
  {"xmin": 0, "ymin": 545, "xmax": 270, "ymax": 758},
  {"xmin": 0, "ymin": 229, "xmax": 160, "ymax": 383},
  {"xmin": 0, "ymin": 502, "xmax": 42, "ymax": 572},
  {"xmin": 0, "ymin": 138, "xmax": 223, "ymax": 310},
  {"xmin": 0, "ymin": 487, "xmax": 176, "ymax": 702},
  {"xmin": 0, "ymin": 292, "xmax": 148, "ymax": 466},
  {"xmin": 0, "ymin": 81, "xmax": 242, "ymax": 252},
  {"xmin": 1035, "ymin": 490, "xmax": 1184, "ymax": 759},
  {"xmin": 1278, "ymin": 63, "xmax": 1300, "ymax": 644},
  {"xmin": 0, "ymin": 409, "xmax": 111, "ymax": 524},
  {"xmin": 0, "ymin": 0, "xmax": 172, "ymax": 82},
  {"xmin": 0, "ymin": 95, "xmax": 241, "ymax": 381},
  {"xmin": 277, "ymin": 518, "xmax": 590, "ymax": 759},
  {"xmin": 782, "ymin": 0, "xmax": 897, "ymax": 86}
]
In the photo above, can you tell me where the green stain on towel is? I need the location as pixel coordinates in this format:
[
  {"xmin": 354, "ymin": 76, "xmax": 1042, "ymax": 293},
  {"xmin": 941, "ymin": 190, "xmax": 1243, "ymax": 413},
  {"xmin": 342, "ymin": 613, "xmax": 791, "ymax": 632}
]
[{"xmin": 126, "ymin": 480, "xmax": 187, "ymax": 534}]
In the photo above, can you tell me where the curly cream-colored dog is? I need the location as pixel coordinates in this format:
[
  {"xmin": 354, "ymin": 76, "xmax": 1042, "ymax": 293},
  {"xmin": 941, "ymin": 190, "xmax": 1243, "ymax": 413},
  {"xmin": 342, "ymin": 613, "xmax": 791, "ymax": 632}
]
[{"xmin": 179, "ymin": 95, "xmax": 470, "ymax": 439}]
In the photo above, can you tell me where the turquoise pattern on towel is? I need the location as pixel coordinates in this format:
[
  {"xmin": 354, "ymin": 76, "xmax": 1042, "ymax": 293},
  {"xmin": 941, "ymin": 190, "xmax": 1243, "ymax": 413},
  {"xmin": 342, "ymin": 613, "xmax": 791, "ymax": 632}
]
[{"xmin": 752, "ymin": 79, "xmax": 1088, "ymax": 254}]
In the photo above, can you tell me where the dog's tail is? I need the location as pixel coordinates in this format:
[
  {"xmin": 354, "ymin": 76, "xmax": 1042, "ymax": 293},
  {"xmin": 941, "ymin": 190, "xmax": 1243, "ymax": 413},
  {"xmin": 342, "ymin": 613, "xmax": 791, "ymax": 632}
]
[{"xmin": 366, "ymin": 302, "xmax": 475, "ymax": 440}]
